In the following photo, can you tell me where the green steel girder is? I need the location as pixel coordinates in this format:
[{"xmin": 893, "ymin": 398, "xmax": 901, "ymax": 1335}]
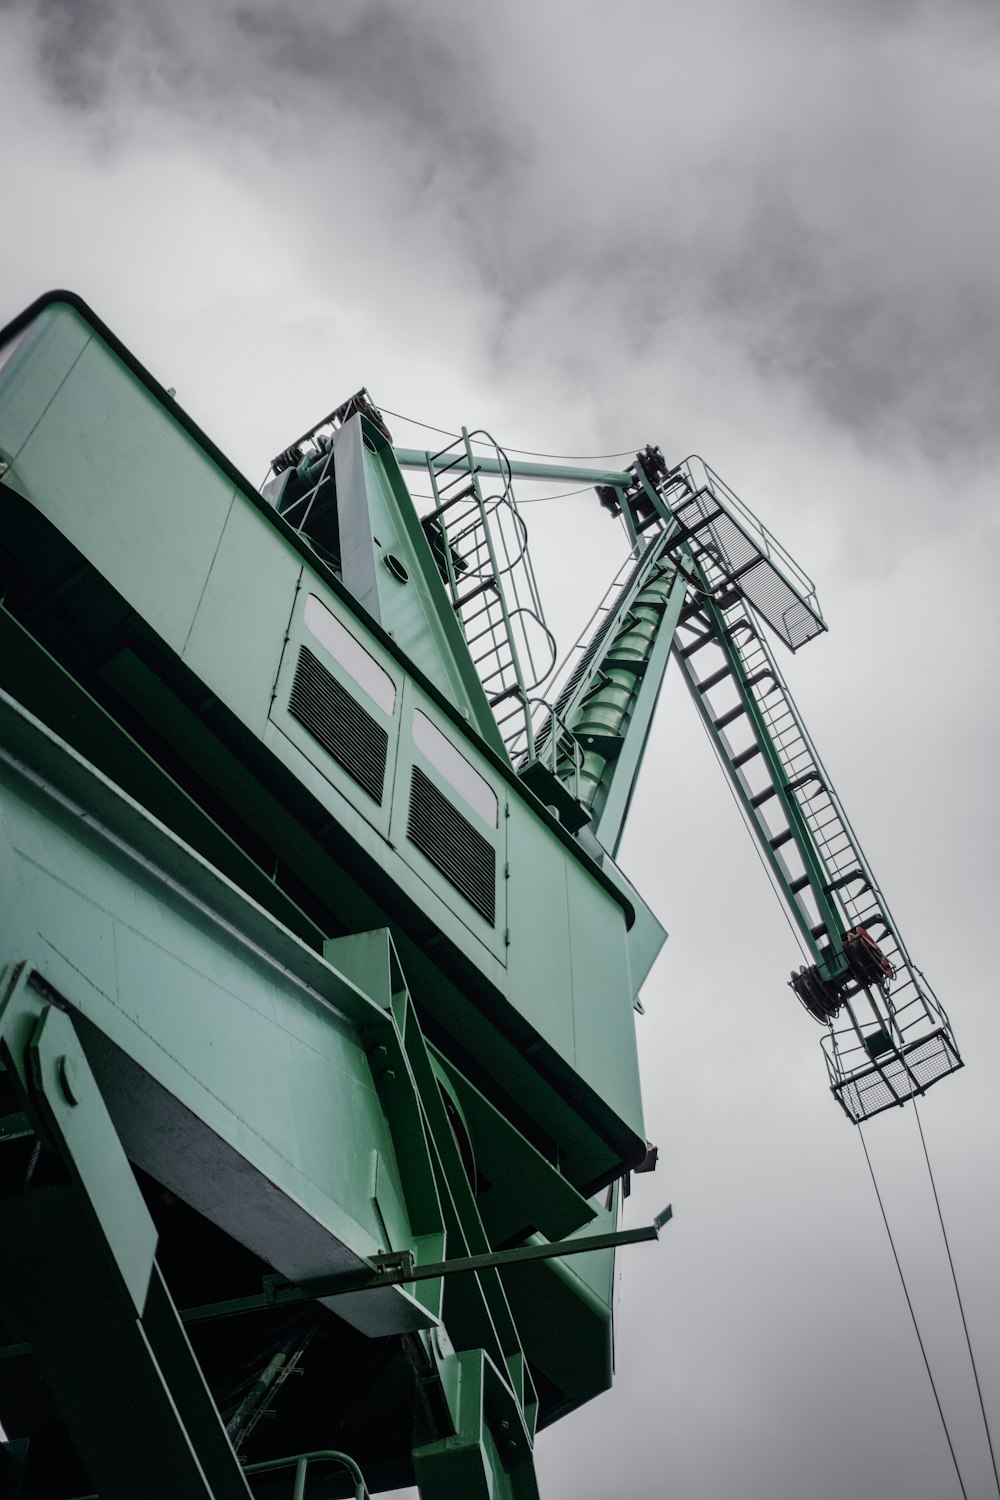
[
  {"xmin": 587, "ymin": 555, "xmax": 691, "ymax": 859},
  {"xmin": 413, "ymin": 1346, "xmax": 540, "ymax": 1500},
  {"xmin": 0, "ymin": 790, "xmax": 551, "ymax": 1497},
  {"xmin": 674, "ymin": 571, "xmax": 847, "ymax": 969},
  {"xmin": 392, "ymin": 449, "xmax": 633, "ymax": 490},
  {"xmin": 0, "ymin": 965, "xmax": 254, "ymax": 1500},
  {"xmin": 323, "ymin": 928, "xmax": 551, "ymax": 1498},
  {"xmin": 177, "ymin": 1218, "xmax": 666, "ymax": 1325},
  {"xmin": 335, "ymin": 422, "xmax": 509, "ymax": 758}
]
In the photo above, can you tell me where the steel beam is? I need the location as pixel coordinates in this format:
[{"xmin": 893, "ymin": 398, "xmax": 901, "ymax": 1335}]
[{"xmin": 393, "ymin": 447, "xmax": 632, "ymax": 489}]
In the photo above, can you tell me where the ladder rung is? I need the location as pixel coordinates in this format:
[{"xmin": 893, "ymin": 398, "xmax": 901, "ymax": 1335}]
[
  {"xmin": 695, "ymin": 665, "xmax": 732, "ymax": 693},
  {"xmin": 732, "ymin": 744, "xmax": 761, "ymax": 768},
  {"xmin": 790, "ymin": 874, "xmax": 811, "ymax": 894},
  {"xmin": 787, "ymin": 770, "xmax": 825, "ymax": 796},
  {"xmin": 769, "ymin": 828, "xmax": 794, "ymax": 851},
  {"xmin": 713, "ymin": 704, "xmax": 746, "ymax": 731},
  {"xmin": 428, "ymin": 447, "xmax": 466, "ymax": 474},
  {"xmin": 825, "ymin": 868, "xmax": 871, "ymax": 896},
  {"xmin": 678, "ymin": 617, "xmax": 714, "ymax": 643},
  {"xmin": 462, "ymin": 606, "xmax": 501, "ymax": 631},
  {"xmin": 751, "ymin": 785, "xmax": 778, "ymax": 808},
  {"xmin": 436, "ymin": 463, "xmax": 478, "ymax": 493},
  {"xmin": 455, "ymin": 579, "xmax": 497, "ymax": 611}
]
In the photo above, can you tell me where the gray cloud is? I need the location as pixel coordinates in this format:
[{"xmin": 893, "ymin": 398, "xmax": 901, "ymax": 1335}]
[
  {"xmin": 1, "ymin": 8, "xmax": 998, "ymax": 1499},
  {"xmin": 30, "ymin": 0, "xmax": 115, "ymax": 109},
  {"xmin": 7, "ymin": 0, "xmax": 999, "ymax": 459}
]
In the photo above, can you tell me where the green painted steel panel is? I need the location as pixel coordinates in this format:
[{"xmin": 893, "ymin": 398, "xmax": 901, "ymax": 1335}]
[
  {"xmin": 567, "ymin": 858, "xmax": 644, "ymax": 1136},
  {"xmin": 503, "ymin": 805, "xmax": 575, "ymax": 1056},
  {"xmin": 183, "ymin": 498, "xmax": 304, "ymax": 737},
  {"xmin": 0, "ymin": 303, "xmax": 91, "ymax": 463},
  {"xmin": 0, "ymin": 692, "xmax": 436, "ymax": 1337},
  {"xmin": 505, "ymin": 796, "xmax": 645, "ymax": 1143},
  {"xmin": 345, "ymin": 423, "xmax": 504, "ymax": 752},
  {"xmin": 4, "ymin": 313, "xmax": 238, "ymax": 648},
  {"xmin": 0, "ymin": 297, "xmax": 647, "ymax": 1197}
]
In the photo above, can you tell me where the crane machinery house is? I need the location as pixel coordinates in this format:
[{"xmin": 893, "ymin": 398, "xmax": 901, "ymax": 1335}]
[{"xmin": 0, "ymin": 293, "xmax": 961, "ymax": 1500}]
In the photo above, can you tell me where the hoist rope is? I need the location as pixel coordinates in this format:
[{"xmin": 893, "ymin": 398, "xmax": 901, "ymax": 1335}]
[
  {"xmin": 378, "ymin": 408, "xmax": 458, "ymax": 440},
  {"xmin": 859, "ymin": 1123, "xmax": 969, "ymax": 1499},
  {"xmin": 408, "ymin": 485, "xmax": 594, "ymax": 505},
  {"xmin": 912, "ymin": 1100, "xmax": 1000, "ymax": 1497},
  {"xmin": 500, "ymin": 444, "xmax": 641, "ymax": 460},
  {"xmin": 378, "ymin": 406, "xmax": 642, "ymax": 461},
  {"xmin": 517, "ymin": 485, "xmax": 595, "ymax": 504}
]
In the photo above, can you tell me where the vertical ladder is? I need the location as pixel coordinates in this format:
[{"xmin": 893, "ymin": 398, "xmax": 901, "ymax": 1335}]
[
  {"xmin": 421, "ymin": 429, "xmax": 555, "ymax": 757},
  {"xmin": 605, "ymin": 447, "xmax": 961, "ymax": 1121},
  {"xmin": 672, "ymin": 572, "xmax": 962, "ymax": 1122}
]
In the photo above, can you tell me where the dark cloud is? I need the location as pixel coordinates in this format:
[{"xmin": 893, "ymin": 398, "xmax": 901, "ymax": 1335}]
[
  {"xmin": 10, "ymin": 0, "xmax": 521, "ymax": 207},
  {"xmin": 6, "ymin": 0, "xmax": 998, "ymax": 459},
  {"xmin": 33, "ymin": 0, "xmax": 114, "ymax": 109}
]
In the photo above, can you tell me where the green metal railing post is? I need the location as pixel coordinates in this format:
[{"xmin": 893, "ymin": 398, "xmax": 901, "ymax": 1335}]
[{"xmin": 244, "ymin": 1448, "xmax": 368, "ymax": 1500}]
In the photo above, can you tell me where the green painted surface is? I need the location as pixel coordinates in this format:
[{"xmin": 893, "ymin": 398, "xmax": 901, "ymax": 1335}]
[
  {"xmin": 182, "ymin": 495, "xmax": 303, "ymax": 737},
  {"xmin": 0, "ymin": 693, "xmax": 435, "ymax": 1336},
  {"xmin": 0, "ymin": 303, "xmax": 646, "ymax": 1184},
  {"xmin": 0, "ymin": 294, "xmax": 653, "ymax": 1498},
  {"xmin": 0, "ymin": 304, "xmax": 91, "ymax": 463}
]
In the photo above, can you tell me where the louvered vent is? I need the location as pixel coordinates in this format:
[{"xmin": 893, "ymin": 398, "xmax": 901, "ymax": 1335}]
[
  {"xmin": 289, "ymin": 645, "xmax": 388, "ymax": 804},
  {"xmin": 407, "ymin": 766, "xmax": 496, "ymax": 925}
]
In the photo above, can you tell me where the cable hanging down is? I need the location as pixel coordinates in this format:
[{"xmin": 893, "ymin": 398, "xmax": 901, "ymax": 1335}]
[
  {"xmin": 913, "ymin": 1100, "xmax": 1000, "ymax": 1498},
  {"xmin": 859, "ymin": 1124, "xmax": 969, "ymax": 1500}
]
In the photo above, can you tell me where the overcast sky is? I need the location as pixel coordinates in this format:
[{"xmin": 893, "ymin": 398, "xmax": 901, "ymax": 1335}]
[{"xmin": 2, "ymin": 2, "xmax": 999, "ymax": 1497}]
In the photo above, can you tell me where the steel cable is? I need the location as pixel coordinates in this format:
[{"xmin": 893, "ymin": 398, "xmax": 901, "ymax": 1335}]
[
  {"xmin": 378, "ymin": 405, "xmax": 642, "ymax": 460},
  {"xmin": 913, "ymin": 1099, "xmax": 1000, "ymax": 1498},
  {"xmin": 859, "ymin": 1123, "xmax": 969, "ymax": 1499}
]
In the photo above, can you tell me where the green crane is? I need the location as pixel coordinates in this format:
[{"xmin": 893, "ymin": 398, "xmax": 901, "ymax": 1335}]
[
  {"xmin": 0, "ymin": 292, "xmax": 959, "ymax": 1499},
  {"xmin": 394, "ymin": 438, "xmax": 961, "ymax": 1124}
]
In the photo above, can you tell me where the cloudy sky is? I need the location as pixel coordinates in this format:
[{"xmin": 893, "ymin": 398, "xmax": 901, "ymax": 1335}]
[{"xmin": 2, "ymin": 2, "xmax": 999, "ymax": 1497}]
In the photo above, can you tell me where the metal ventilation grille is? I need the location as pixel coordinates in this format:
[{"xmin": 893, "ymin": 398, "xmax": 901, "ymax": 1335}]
[
  {"xmin": 407, "ymin": 765, "xmax": 496, "ymax": 924},
  {"xmin": 289, "ymin": 645, "xmax": 388, "ymax": 804}
]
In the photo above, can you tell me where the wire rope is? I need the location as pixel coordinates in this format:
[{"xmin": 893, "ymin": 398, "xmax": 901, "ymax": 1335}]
[
  {"xmin": 409, "ymin": 485, "xmax": 595, "ymax": 506},
  {"xmin": 378, "ymin": 405, "xmax": 641, "ymax": 462},
  {"xmin": 501, "ymin": 443, "xmax": 640, "ymax": 460},
  {"xmin": 859, "ymin": 1123, "xmax": 969, "ymax": 1500},
  {"xmin": 517, "ymin": 485, "xmax": 595, "ymax": 504},
  {"xmin": 378, "ymin": 407, "xmax": 458, "ymax": 441},
  {"xmin": 912, "ymin": 1100, "xmax": 1000, "ymax": 1497}
]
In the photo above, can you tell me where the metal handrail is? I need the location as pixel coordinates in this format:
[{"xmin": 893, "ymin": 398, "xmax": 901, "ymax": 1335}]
[
  {"xmin": 422, "ymin": 428, "xmax": 556, "ymax": 753},
  {"xmin": 245, "ymin": 1447, "xmax": 369, "ymax": 1500},
  {"xmin": 682, "ymin": 455, "xmax": 822, "ymax": 620}
]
